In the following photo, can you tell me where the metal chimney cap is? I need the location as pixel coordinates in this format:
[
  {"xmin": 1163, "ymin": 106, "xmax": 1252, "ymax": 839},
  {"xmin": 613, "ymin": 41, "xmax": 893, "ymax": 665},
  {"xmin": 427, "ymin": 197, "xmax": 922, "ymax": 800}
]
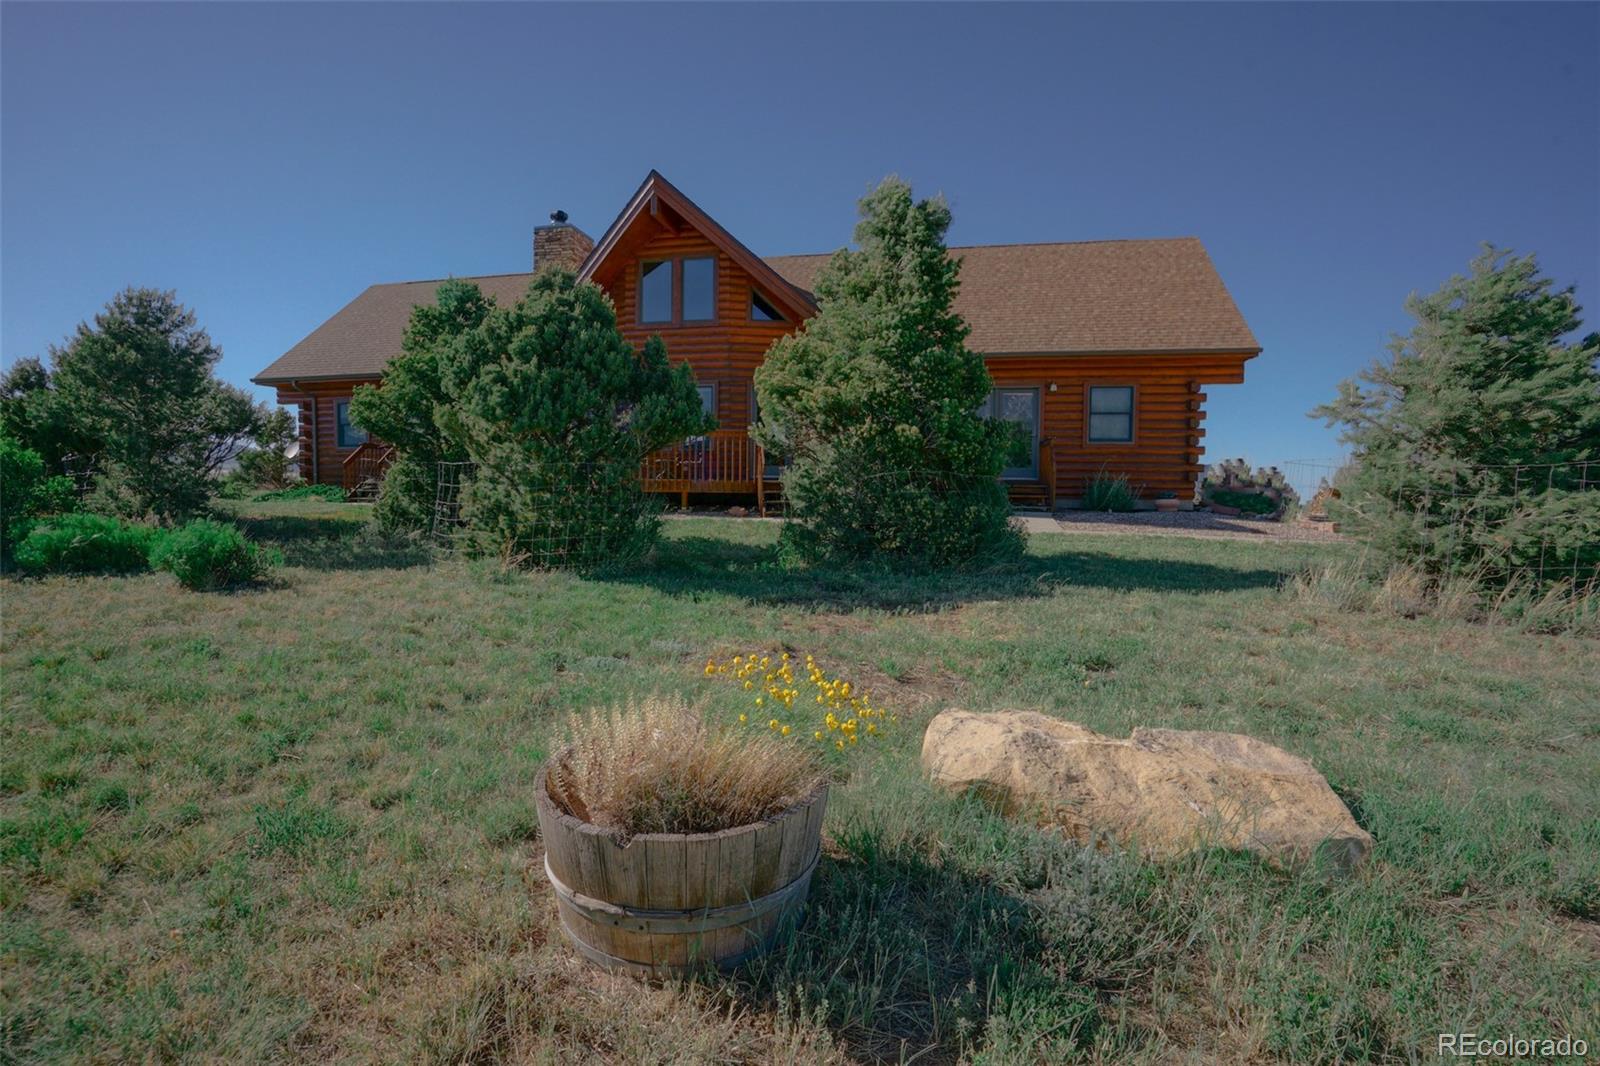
[{"xmin": 549, "ymin": 209, "xmax": 569, "ymax": 224}]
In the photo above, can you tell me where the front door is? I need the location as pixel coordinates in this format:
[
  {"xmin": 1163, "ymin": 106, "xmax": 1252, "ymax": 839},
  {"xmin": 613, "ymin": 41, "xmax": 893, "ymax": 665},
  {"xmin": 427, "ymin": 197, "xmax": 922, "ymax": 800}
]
[{"xmin": 991, "ymin": 388, "xmax": 1040, "ymax": 479}]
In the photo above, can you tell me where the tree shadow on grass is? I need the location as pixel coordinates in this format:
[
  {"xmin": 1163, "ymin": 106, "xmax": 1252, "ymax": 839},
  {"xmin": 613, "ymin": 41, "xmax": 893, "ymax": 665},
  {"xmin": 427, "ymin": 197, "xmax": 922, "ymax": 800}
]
[
  {"xmin": 230, "ymin": 514, "xmax": 434, "ymax": 572},
  {"xmin": 709, "ymin": 837, "xmax": 1104, "ymax": 1064},
  {"xmin": 601, "ymin": 535, "xmax": 1291, "ymax": 612}
]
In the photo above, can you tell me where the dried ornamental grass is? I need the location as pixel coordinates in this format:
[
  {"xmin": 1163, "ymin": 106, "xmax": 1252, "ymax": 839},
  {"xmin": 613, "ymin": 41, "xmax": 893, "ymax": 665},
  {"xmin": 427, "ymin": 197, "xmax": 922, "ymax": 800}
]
[{"xmin": 546, "ymin": 696, "xmax": 822, "ymax": 840}]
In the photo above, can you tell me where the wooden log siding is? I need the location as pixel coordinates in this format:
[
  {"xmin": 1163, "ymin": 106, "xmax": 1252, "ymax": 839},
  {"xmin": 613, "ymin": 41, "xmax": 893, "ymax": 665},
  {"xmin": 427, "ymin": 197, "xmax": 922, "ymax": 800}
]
[
  {"xmin": 986, "ymin": 353, "xmax": 1250, "ymax": 499},
  {"xmin": 270, "ymin": 254, "xmax": 1251, "ymax": 502},
  {"xmin": 269, "ymin": 378, "xmax": 380, "ymax": 486},
  {"xmin": 600, "ymin": 231, "xmax": 794, "ymax": 438}
]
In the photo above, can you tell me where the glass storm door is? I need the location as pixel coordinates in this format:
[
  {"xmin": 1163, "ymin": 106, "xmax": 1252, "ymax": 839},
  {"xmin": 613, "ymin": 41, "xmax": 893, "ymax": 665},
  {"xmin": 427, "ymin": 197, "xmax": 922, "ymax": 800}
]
[{"xmin": 992, "ymin": 388, "xmax": 1040, "ymax": 479}]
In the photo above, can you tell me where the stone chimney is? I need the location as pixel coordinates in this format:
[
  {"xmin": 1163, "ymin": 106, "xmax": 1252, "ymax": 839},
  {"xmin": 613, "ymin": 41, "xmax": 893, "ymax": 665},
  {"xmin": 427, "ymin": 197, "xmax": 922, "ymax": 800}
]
[{"xmin": 532, "ymin": 210, "xmax": 595, "ymax": 274}]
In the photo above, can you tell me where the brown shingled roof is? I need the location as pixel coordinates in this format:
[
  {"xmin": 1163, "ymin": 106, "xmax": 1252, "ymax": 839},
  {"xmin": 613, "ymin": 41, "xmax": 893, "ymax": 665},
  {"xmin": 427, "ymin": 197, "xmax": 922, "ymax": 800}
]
[
  {"xmin": 765, "ymin": 238, "xmax": 1259, "ymax": 356},
  {"xmin": 254, "ymin": 237, "xmax": 1257, "ymax": 384}
]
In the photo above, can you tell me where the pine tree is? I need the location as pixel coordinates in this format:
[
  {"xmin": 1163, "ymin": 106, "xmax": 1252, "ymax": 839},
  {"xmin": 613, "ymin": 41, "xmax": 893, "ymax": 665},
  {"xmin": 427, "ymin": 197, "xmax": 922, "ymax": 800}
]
[
  {"xmin": 753, "ymin": 177, "xmax": 1022, "ymax": 568},
  {"xmin": 1313, "ymin": 247, "xmax": 1600, "ymax": 582},
  {"xmin": 47, "ymin": 288, "xmax": 268, "ymax": 520},
  {"xmin": 438, "ymin": 270, "xmax": 709, "ymax": 569}
]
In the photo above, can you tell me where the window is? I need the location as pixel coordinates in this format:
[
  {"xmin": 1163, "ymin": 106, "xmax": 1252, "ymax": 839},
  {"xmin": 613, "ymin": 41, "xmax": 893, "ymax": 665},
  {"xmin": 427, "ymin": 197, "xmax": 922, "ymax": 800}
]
[
  {"xmin": 983, "ymin": 388, "xmax": 1040, "ymax": 477},
  {"xmin": 749, "ymin": 289, "xmax": 784, "ymax": 322},
  {"xmin": 1087, "ymin": 386, "xmax": 1134, "ymax": 443},
  {"xmin": 640, "ymin": 260, "xmax": 673, "ymax": 323},
  {"xmin": 682, "ymin": 258, "xmax": 716, "ymax": 321},
  {"xmin": 696, "ymin": 384, "xmax": 716, "ymax": 419},
  {"xmin": 335, "ymin": 400, "xmax": 367, "ymax": 449}
]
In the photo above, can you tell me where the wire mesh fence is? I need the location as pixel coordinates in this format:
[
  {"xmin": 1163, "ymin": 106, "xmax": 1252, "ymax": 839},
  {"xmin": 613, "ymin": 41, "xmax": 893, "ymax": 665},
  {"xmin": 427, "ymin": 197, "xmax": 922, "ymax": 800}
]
[
  {"xmin": 1279, "ymin": 458, "xmax": 1352, "ymax": 505},
  {"xmin": 430, "ymin": 458, "xmax": 674, "ymax": 570},
  {"xmin": 425, "ymin": 458, "xmax": 1027, "ymax": 569},
  {"xmin": 431, "ymin": 460, "xmax": 475, "ymax": 547},
  {"xmin": 1324, "ymin": 459, "xmax": 1599, "ymax": 589},
  {"xmin": 59, "ymin": 453, "xmax": 100, "ymax": 502}
]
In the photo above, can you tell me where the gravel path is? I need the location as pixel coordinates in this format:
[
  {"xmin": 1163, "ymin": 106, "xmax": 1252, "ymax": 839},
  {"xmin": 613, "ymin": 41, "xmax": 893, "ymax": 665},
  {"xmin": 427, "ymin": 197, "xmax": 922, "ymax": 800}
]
[
  {"xmin": 1016, "ymin": 509, "xmax": 1346, "ymax": 543},
  {"xmin": 669, "ymin": 507, "xmax": 1345, "ymax": 544}
]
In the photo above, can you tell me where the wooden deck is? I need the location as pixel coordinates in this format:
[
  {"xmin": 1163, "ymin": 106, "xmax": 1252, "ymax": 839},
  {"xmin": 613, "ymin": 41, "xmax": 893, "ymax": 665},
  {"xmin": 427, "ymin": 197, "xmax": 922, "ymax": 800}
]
[{"xmin": 640, "ymin": 431, "xmax": 1057, "ymax": 515}]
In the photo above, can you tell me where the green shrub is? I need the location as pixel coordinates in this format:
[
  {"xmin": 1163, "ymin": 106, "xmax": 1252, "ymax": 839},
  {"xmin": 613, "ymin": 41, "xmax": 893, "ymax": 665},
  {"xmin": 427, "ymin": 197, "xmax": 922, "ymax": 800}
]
[
  {"xmin": 1206, "ymin": 489, "xmax": 1279, "ymax": 516},
  {"xmin": 149, "ymin": 519, "xmax": 280, "ymax": 590},
  {"xmin": 14, "ymin": 514, "xmax": 155, "ymax": 575},
  {"xmin": 1, "ymin": 435, "xmax": 76, "ymax": 560},
  {"xmin": 1200, "ymin": 458, "xmax": 1295, "ymax": 519},
  {"xmin": 1081, "ymin": 471, "xmax": 1138, "ymax": 512},
  {"xmin": 252, "ymin": 483, "xmax": 345, "ymax": 503}
]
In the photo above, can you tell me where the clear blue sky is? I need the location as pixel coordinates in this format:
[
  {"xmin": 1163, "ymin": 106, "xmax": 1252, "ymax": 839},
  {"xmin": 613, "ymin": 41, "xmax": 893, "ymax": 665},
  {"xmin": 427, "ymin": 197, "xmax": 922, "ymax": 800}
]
[{"xmin": 4, "ymin": 2, "xmax": 1596, "ymax": 477}]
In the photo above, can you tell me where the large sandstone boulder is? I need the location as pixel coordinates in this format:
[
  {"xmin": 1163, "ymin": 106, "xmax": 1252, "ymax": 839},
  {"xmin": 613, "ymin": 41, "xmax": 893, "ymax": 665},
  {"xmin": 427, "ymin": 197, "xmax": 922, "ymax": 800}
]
[{"xmin": 922, "ymin": 709, "xmax": 1372, "ymax": 871}]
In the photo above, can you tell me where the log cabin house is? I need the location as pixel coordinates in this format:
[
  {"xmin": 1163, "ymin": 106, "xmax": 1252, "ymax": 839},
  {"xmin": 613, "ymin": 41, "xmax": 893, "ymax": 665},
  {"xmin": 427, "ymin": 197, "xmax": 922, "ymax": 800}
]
[{"xmin": 253, "ymin": 171, "xmax": 1260, "ymax": 511}]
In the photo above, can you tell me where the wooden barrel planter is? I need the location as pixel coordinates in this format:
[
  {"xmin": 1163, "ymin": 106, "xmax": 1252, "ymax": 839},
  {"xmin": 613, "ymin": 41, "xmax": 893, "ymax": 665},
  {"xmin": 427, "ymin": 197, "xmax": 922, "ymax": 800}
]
[{"xmin": 534, "ymin": 766, "xmax": 828, "ymax": 977}]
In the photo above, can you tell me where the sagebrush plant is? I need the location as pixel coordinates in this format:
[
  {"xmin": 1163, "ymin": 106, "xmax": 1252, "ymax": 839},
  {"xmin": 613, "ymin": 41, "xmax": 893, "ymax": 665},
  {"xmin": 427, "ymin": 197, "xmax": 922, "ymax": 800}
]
[
  {"xmin": 1081, "ymin": 470, "xmax": 1139, "ymax": 512},
  {"xmin": 546, "ymin": 696, "xmax": 822, "ymax": 839},
  {"xmin": 13, "ymin": 512, "xmax": 155, "ymax": 575},
  {"xmin": 149, "ymin": 519, "xmax": 280, "ymax": 590}
]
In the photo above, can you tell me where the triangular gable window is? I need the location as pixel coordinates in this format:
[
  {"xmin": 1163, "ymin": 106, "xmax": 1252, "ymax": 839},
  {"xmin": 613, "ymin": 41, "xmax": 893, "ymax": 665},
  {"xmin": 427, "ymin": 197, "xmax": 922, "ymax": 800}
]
[{"xmin": 749, "ymin": 289, "xmax": 785, "ymax": 322}]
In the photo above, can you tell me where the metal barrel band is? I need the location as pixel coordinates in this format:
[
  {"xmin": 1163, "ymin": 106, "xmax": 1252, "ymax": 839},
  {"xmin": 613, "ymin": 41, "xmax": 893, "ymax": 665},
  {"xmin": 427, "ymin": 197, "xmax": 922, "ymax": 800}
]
[
  {"xmin": 552, "ymin": 908, "xmax": 805, "ymax": 975},
  {"xmin": 543, "ymin": 845, "xmax": 820, "ymax": 935}
]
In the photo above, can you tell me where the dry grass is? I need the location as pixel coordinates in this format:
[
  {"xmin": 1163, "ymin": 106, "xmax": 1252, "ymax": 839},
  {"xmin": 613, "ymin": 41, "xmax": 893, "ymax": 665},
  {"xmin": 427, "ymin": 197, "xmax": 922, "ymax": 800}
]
[
  {"xmin": 546, "ymin": 695, "xmax": 823, "ymax": 839},
  {"xmin": 4, "ymin": 506, "xmax": 1596, "ymax": 1062},
  {"xmin": 1286, "ymin": 556, "xmax": 1600, "ymax": 635}
]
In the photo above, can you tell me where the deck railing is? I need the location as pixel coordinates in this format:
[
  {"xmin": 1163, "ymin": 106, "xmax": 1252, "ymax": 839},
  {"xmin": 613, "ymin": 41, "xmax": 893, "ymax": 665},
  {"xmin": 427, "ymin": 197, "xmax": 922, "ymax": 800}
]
[
  {"xmin": 342, "ymin": 441, "xmax": 394, "ymax": 501},
  {"xmin": 640, "ymin": 430, "xmax": 760, "ymax": 505},
  {"xmin": 1039, "ymin": 436, "xmax": 1057, "ymax": 510}
]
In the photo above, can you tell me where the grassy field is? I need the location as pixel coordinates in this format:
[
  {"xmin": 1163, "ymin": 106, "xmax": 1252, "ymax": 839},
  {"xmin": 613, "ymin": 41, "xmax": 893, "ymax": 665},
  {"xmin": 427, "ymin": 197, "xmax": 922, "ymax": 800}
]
[{"xmin": 3, "ymin": 502, "xmax": 1597, "ymax": 1063}]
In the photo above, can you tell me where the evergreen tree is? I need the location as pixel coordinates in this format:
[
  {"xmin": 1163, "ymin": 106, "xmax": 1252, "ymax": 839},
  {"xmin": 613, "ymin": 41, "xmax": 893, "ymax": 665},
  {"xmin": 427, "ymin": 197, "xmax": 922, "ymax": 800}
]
[
  {"xmin": 753, "ymin": 177, "xmax": 1022, "ymax": 568},
  {"xmin": 348, "ymin": 279, "xmax": 494, "ymax": 533},
  {"xmin": 48, "ymin": 288, "xmax": 268, "ymax": 520},
  {"xmin": 1313, "ymin": 247, "xmax": 1600, "ymax": 582},
  {"xmin": 0, "ymin": 356, "xmax": 93, "ymax": 469},
  {"xmin": 438, "ymin": 270, "xmax": 709, "ymax": 569},
  {"xmin": 233, "ymin": 407, "xmax": 298, "ymax": 490}
]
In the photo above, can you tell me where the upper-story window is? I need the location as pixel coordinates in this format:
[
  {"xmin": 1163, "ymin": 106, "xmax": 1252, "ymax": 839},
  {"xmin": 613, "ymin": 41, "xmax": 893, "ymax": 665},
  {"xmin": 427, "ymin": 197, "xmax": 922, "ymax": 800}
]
[
  {"xmin": 682, "ymin": 257, "xmax": 716, "ymax": 321},
  {"xmin": 1087, "ymin": 386, "xmax": 1135, "ymax": 443},
  {"xmin": 640, "ymin": 260, "xmax": 674, "ymax": 323},
  {"xmin": 335, "ymin": 400, "xmax": 368, "ymax": 449},
  {"xmin": 749, "ymin": 289, "xmax": 784, "ymax": 322},
  {"xmin": 639, "ymin": 256, "xmax": 716, "ymax": 325}
]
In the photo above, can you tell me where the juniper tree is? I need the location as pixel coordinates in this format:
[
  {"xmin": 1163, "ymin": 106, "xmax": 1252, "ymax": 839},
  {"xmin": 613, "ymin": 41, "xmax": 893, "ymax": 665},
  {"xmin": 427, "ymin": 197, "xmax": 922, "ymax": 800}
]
[
  {"xmin": 753, "ymin": 177, "xmax": 1022, "ymax": 568},
  {"xmin": 348, "ymin": 279, "xmax": 494, "ymax": 533},
  {"xmin": 47, "ymin": 288, "xmax": 268, "ymax": 520},
  {"xmin": 438, "ymin": 270, "xmax": 709, "ymax": 569},
  {"xmin": 1313, "ymin": 247, "xmax": 1600, "ymax": 583}
]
